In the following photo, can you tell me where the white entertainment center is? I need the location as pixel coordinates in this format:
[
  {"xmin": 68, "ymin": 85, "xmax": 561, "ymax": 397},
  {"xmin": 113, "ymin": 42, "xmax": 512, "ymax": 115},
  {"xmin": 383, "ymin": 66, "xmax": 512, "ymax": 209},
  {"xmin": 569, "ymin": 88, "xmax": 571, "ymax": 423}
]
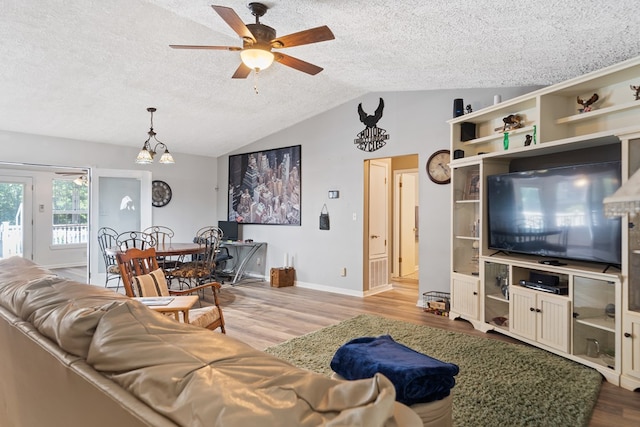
[{"xmin": 447, "ymin": 56, "xmax": 640, "ymax": 390}]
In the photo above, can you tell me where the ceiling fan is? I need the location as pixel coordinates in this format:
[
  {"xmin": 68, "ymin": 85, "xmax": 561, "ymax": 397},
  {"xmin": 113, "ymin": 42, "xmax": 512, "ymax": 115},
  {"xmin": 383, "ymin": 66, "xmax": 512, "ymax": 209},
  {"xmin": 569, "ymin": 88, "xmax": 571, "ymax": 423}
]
[
  {"xmin": 55, "ymin": 171, "xmax": 88, "ymax": 186},
  {"xmin": 169, "ymin": 2, "xmax": 335, "ymax": 78}
]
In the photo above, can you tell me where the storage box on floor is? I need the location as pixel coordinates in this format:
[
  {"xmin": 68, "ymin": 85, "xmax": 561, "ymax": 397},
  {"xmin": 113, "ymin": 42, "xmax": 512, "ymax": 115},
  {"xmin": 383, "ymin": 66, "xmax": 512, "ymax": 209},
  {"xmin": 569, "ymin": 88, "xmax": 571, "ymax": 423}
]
[{"xmin": 270, "ymin": 268, "xmax": 295, "ymax": 287}]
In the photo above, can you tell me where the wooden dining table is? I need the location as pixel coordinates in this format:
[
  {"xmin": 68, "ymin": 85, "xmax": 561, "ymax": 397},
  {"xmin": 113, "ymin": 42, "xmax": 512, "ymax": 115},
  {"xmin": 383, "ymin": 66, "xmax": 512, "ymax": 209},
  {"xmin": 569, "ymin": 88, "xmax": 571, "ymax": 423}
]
[{"xmin": 106, "ymin": 242, "xmax": 205, "ymax": 258}]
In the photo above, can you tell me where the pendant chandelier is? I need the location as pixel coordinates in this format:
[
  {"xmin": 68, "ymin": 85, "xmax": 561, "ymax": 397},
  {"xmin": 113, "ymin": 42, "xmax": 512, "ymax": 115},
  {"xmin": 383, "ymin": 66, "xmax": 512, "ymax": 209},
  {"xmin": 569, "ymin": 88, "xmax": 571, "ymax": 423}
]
[{"xmin": 135, "ymin": 107, "xmax": 175, "ymax": 165}]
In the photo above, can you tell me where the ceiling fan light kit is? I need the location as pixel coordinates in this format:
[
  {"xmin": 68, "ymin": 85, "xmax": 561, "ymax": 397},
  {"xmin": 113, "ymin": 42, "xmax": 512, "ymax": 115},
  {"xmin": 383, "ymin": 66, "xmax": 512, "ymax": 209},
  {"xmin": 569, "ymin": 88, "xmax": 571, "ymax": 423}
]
[
  {"xmin": 240, "ymin": 48, "xmax": 274, "ymax": 71},
  {"xmin": 169, "ymin": 2, "xmax": 335, "ymax": 80},
  {"xmin": 135, "ymin": 107, "xmax": 175, "ymax": 165}
]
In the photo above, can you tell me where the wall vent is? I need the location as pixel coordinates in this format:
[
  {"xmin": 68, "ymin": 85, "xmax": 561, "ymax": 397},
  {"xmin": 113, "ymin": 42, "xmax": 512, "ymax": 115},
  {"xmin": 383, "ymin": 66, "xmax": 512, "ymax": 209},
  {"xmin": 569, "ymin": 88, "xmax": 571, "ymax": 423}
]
[{"xmin": 369, "ymin": 258, "xmax": 388, "ymax": 288}]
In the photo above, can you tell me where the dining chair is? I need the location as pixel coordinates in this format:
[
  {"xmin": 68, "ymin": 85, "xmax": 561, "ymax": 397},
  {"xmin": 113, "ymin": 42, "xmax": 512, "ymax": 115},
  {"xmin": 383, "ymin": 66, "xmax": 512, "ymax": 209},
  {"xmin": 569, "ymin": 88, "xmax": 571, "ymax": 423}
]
[
  {"xmin": 142, "ymin": 225, "xmax": 183, "ymax": 274},
  {"xmin": 116, "ymin": 247, "xmax": 225, "ymax": 333},
  {"xmin": 172, "ymin": 227, "xmax": 222, "ymax": 289},
  {"xmin": 97, "ymin": 227, "xmax": 121, "ymax": 290},
  {"xmin": 116, "ymin": 231, "xmax": 157, "ymax": 250}
]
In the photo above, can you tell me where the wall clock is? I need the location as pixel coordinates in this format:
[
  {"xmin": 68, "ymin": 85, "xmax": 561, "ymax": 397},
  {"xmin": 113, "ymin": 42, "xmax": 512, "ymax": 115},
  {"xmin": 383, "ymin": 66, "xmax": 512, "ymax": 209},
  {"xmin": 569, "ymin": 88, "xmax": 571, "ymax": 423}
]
[
  {"xmin": 152, "ymin": 180, "xmax": 172, "ymax": 207},
  {"xmin": 426, "ymin": 149, "xmax": 451, "ymax": 184}
]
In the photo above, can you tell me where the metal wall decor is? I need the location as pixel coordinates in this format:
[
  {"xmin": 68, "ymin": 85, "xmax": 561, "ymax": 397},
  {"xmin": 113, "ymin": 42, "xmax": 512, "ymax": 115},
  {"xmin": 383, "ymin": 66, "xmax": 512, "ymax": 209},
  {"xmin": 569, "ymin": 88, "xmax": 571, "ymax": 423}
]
[{"xmin": 354, "ymin": 98, "xmax": 389, "ymax": 152}]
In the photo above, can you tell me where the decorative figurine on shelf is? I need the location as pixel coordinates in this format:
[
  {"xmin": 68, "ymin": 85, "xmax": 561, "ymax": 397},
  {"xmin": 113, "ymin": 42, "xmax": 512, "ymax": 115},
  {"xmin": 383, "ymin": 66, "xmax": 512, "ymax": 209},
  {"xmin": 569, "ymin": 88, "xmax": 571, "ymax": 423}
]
[
  {"xmin": 577, "ymin": 93, "xmax": 599, "ymax": 112},
  {"xmin": 495, "ymin": 114, "xmax": 523, "ymax": 132},
  {"xmin": 466, "ymin": 104, "xmax": 473, "ymax": 114},
  {"xmin": 631, "ymin": 85, "xmax": 640, "ymax": 100},
  {"xmin": 524, "ymin": 134, "xmax": 532, "ymax": 146}
]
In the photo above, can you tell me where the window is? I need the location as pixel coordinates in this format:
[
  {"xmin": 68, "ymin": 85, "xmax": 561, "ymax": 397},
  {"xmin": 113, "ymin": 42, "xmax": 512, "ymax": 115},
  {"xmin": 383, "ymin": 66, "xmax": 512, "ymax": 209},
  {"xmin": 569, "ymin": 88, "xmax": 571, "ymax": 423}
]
[{"xmin": 52, "ymin": 178, "xmax": 88, "ymax": 245}]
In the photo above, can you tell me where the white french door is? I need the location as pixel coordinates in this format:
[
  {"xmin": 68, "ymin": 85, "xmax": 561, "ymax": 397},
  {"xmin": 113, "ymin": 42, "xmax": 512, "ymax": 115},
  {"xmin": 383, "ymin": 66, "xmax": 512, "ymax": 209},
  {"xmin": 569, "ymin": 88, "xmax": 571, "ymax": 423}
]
[
  {"xmin": 88, "ymin": 168, "xmax": 152, "ymax": 286},
  {"xmin": 0, "ymin": 176, "xmax": 33, "ymax": 260}
]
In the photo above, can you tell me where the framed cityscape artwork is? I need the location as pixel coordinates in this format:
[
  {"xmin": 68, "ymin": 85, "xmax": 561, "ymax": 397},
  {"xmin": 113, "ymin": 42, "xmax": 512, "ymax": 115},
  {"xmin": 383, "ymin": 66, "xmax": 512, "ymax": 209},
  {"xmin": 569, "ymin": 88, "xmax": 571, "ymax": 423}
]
[{"xmin": 228, "ymin": 145, "xmax": 301, "ymax": 225}]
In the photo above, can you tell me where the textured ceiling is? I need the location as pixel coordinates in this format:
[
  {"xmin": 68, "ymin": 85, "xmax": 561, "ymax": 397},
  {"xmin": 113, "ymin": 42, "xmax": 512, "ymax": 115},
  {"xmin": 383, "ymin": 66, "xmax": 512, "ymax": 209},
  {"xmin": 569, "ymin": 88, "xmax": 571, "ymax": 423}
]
[{"xmin": 1, "ymin": 0, "xmax": 639, "ymax": 158}]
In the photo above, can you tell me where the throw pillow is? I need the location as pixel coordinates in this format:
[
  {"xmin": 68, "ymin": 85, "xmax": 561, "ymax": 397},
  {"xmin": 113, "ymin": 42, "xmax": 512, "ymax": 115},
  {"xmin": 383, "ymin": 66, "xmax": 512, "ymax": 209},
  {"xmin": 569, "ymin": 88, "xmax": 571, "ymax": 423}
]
[{"xmin": 133, "ymin": 268, "xmax": 169, "ymax": 297}]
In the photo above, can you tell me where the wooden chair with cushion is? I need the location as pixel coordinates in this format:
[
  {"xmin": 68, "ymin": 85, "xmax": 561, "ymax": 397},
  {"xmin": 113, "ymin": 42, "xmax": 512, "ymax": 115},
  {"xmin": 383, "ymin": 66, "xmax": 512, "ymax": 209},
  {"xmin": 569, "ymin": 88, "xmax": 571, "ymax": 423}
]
[{"xmin": 116, "ymin": 247, "xmax": 225, "ymax": 333}]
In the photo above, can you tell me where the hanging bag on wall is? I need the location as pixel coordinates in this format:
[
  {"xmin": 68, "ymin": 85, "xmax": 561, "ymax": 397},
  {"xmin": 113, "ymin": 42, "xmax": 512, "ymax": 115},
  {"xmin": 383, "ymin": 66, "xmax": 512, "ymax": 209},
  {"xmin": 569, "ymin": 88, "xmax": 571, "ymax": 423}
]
[{"xmin": 319, "ymin": 204, "xmax": 330, "ymax": 230}]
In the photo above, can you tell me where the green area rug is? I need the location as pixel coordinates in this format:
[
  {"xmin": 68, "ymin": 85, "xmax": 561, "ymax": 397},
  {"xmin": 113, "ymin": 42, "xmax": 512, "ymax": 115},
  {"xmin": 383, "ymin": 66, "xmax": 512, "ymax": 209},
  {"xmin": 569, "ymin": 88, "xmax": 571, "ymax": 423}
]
[{"xmin": 264, "ymin": 314, "xmax": 602, "ymax": 426}]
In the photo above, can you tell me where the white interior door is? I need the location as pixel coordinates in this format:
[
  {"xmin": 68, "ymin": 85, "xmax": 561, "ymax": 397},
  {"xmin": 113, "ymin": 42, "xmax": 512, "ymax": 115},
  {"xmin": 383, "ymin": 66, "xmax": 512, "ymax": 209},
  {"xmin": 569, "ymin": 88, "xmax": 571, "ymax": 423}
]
[
  {"xmin": 399, "ymin": 172, "xmax": 418, "ymax": 276},
  {"xmin": 89, "ymin": 168, "xmax": 152, "ymax": 285},
  {"xmin": 0, "ymin": 176, "xmax": 32, "ymax": 260},
  {"xmin": 368, "ymin": 159, "xmax": 389, "ymax": 289}
]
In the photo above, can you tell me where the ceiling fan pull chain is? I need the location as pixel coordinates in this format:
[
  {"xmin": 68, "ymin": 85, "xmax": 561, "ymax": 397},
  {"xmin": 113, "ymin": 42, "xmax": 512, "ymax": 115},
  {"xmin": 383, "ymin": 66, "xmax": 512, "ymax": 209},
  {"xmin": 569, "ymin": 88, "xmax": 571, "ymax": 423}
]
[{"xmin": 253, "ymin": 69, "xmax": 260, "ymax": 94}]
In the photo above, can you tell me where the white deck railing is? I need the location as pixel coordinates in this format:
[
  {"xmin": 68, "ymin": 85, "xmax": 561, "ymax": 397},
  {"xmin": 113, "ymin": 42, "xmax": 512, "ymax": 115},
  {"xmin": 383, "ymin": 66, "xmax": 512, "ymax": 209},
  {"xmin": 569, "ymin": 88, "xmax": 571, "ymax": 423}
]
[
  {"xmin": 1, "ymin": 223, "xmax": 87, "ymax": 258},
  {"xmin": 0, "ymin": 221, "xmax": 22, "ymax": 258},
  {"xmin": 52, "ymin": 224, "xmax": 88, "ymax": 245}
]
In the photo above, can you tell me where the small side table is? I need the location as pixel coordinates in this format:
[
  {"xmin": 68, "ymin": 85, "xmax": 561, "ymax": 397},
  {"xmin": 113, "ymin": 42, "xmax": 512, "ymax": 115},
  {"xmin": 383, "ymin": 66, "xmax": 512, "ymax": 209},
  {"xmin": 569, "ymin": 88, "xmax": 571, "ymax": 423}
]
[{"xmin": 135, "ymin": 295, "xmax": 198, "ymax": 323}]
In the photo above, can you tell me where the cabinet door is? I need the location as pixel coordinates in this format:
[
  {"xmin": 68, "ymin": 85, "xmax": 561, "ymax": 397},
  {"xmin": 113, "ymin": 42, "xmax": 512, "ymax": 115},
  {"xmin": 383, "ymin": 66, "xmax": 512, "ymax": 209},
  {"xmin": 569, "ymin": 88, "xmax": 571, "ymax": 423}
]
[
  {"xmin": 622, "ymin": 314, "xmax": 640, "ymax": 381},
  {"xmin": 451, "ymin": 274, "xmax": 480, "ymax": 320},
  {"xmin": 510, "ymin": 287, "xmax": 537, "ymax": 340},
  {"xmin": 537, "ymin": 294, "xmax": 571, "ymax": 353}
]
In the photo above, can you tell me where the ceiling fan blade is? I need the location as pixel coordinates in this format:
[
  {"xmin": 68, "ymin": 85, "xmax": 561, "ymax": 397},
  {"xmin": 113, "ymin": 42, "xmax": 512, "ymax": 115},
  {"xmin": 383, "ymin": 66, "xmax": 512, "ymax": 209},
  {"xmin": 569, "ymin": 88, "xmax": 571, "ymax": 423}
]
[
  {"xmin": 169, "ymin": 44, "xmax": 241, "ymax": 51},
  {"xmin": 271, "ymin": 26, "xmax": 335, "ymax": 48},
  {"xmin": 231, "ymin": 62, "xmax": 252, "ymax": 79},
  {"xmin": 211, "ymin": 5, "xmax": 255, "ymax": 42},
  {"xmin": 274, "ymin": 53, "xmax": 324, "ymax": 75}
]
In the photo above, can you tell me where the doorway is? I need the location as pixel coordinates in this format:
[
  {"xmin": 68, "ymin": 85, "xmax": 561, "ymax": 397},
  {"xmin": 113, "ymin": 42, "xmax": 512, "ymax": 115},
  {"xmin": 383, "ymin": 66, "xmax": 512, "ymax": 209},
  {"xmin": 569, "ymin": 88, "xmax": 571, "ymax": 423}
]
[
  {"xmin": 364, "ymin": 154, "xmax": 419, "ymax": 299},
  {"xmin": 393, "ymin": 169, "xmax": 419, "ymax": 279}
]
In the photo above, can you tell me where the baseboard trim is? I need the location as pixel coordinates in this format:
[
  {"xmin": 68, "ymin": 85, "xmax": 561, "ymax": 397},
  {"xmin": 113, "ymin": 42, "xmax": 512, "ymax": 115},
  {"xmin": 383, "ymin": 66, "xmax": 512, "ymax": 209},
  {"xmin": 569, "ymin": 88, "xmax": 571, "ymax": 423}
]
[{"xmin": 295, "ymin": 281, "xmax": 365, "ymax": 297}]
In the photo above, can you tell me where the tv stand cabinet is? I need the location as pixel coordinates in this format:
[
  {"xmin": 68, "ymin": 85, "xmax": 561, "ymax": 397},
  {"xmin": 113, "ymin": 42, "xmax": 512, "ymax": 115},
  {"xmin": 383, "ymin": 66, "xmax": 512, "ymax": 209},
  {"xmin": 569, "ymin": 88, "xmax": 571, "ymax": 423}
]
[{"xmin": 447, "ymin": 56, "xmax": 640, "ymax": 390}]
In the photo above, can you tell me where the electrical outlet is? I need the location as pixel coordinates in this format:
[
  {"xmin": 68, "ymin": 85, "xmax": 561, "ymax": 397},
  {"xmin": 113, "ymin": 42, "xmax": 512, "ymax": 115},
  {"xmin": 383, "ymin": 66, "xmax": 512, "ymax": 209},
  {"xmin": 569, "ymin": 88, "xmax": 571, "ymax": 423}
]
[
  {"xmin": 340, "ymin": 267, "xmax": 347, "ymax": 277},
  {"xmin": 352, "ymin": 212, "xmax": 357, "ymax": 221}
]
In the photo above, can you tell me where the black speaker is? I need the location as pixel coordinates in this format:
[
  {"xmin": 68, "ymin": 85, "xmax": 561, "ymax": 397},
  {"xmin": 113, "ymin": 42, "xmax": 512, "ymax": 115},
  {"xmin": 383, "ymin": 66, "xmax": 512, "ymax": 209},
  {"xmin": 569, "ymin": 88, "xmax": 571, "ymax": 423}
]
[
  {"xmin": 529, "ymin": 272, "xmax": 560, "ymax": 286},
  {"xmin": 460, "ymin": 122, "xmax": 476, "ymax": 142},
  {"xmin": 453, "ymin": 98, "xmax": 464, "ymax": 118}
]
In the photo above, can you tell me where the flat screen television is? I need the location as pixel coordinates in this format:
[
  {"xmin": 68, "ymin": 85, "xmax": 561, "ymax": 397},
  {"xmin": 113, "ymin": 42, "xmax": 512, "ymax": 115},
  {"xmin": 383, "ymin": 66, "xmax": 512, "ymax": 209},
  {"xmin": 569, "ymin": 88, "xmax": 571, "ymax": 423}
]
[
  {"xmin": 486, "ymin": 161, "xmax": 622, "ymax": 266},
  {"xmin": 218, "ymin": 220, "xmax": 241, "ymax": 241}
]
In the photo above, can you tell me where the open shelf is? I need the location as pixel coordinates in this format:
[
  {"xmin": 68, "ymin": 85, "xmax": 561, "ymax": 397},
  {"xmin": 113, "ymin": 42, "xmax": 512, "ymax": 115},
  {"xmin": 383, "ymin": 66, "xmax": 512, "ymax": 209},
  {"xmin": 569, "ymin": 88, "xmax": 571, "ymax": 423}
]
[
  {"xmin": 487, "ymin": 294, "xmax": 508, "ymax": 303},
  {"xmin": 575, "ymin": 317, "xmax": 616, "ymax": 333},
  {"xmin": 462, "ymin": 125, "xmax": 535, "ymax": 146},
  {"xmin": 555, "ymin": 100, "xmax": 640, "ymax": 124}
]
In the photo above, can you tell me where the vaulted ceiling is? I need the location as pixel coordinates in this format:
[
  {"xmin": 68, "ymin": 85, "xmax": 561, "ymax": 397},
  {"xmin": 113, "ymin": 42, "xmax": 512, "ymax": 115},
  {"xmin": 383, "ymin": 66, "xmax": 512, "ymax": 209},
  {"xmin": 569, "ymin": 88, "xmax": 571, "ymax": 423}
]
[{"xmin": 2, "ymin": 1, "xmax": 639, "ymax": 158}]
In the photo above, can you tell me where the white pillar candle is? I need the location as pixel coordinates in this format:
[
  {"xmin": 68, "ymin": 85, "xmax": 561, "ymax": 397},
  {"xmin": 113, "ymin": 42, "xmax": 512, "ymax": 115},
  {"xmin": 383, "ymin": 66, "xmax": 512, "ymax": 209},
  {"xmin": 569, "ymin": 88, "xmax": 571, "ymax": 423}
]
[
  {"xmin": 284, "ymin": 252, "xmax": 288, "ymax": 267},
  {"xmin": 494, "ymin": 94, "xmax": 502, "ymax": 105}
]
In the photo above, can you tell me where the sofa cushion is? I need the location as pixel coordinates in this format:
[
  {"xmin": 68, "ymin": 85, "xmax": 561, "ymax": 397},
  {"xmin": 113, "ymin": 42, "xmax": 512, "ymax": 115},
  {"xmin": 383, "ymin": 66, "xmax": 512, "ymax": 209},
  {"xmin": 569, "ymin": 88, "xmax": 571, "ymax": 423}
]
[
  {"xmin": 0, "ymin": 256, "xmax": 130, "ymax": 358},
  {"xmin": 0, "ymin": 257, "xmax": 60, "ymax": 315},
  {"xmin": 87, "ymin": 302, "xmax": 402, "ymax": 427}
]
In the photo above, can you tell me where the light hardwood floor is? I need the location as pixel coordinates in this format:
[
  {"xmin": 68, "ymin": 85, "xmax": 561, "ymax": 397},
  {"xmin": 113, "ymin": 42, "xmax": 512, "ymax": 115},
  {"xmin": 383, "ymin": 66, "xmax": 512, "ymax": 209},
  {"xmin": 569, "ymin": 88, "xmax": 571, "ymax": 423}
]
[{"xmin": 53, "ymin": 268, "xmax": 640, "ymax": 426}]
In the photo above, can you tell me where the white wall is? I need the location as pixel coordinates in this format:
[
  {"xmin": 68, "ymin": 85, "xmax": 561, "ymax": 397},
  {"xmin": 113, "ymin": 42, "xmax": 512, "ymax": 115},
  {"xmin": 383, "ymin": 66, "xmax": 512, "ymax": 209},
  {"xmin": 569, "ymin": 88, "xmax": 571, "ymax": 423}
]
[
  {"xmin": 217, "ymin": 86, "xmax": 540, "ymax": 298},
  {"xmin": 1, "ymin": 130, "xmax": 217, "ymax": 267}
]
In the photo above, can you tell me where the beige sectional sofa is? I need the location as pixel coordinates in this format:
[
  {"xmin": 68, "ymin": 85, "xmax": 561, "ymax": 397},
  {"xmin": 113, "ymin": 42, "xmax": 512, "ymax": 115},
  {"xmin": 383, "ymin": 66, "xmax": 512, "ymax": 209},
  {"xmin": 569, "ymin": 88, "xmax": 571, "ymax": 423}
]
[{"xmin": 0, "ymin": 257, "xmax": 421, "ymax": 426}]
